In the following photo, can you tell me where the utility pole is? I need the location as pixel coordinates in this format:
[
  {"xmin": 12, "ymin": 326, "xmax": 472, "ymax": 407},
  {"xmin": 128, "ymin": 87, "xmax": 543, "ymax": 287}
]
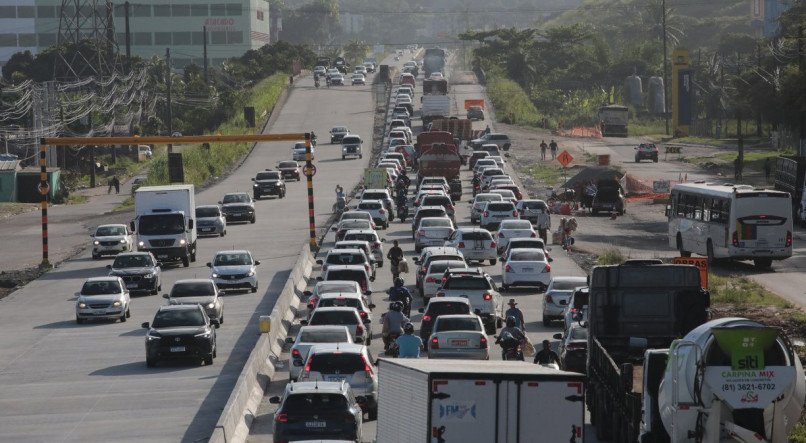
[
  {"xmin": 756, "ymin": 39, "xmax": 763, "ymax": 137},
  {"xmin": 124, "ymin": 1, "xmax": 131, "ymax": 72},
  {"xmin": 166, "ymin": 47, "xmax": 173, "ymax": 154},
  {"xmin": 662, "ymin": 0, "xmax": 670, "ymax": 135},
  {"xmin": 799, "ymin": 25, "xmax": 805, "ymax": 155},
  {"xmin": 203, "ymin": 26, "xmax": 209, "ymax": 85}
]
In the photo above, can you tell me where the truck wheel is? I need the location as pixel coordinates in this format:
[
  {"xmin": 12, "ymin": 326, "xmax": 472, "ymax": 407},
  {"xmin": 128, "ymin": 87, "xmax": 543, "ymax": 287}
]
[
  {"xmin": 182, "ymin": 257, "xmax": 190, "ymax": 267},
  {"xmin": 190, "ymin": 249, "xmax": 196, "ymax": 262},
  {"xmin": 677, "ymin": 234, "xmax": 691, "ymax": 257},
  {"xmin": 489, "ymin": 259, "xmax": 497, "ymax": 265}
]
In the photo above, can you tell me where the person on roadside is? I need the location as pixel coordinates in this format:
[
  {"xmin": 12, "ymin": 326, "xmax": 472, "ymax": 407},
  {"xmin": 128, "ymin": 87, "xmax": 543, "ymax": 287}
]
[
  {"xmin": 549, "ymin": 139, "xmax": 558, "ymax": 160},
  {"xmin": 533, "ymin": 339, "xmax": 560, "ymax": 366},
  {"xmin": 504, "ymin": 299, "xmax": 525, "ymax": 331},
  {"xmin": 395, "ymin": 322, "xmax": 423, "ymax": 358},
  {"xmin": 540, "ymin": 140, "xmax": 548, "ymax": 161},
  {"xmin": 387, "ymin": 239, "xmax": 404, "ymax": 279}
]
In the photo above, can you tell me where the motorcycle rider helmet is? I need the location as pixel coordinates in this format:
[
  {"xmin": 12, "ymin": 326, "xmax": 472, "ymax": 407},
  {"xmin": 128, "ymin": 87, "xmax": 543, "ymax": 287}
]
[
  {"xmin": 403, "ymin": 322, "xmax": 414, "ymax": 334},
  {"xmin": 390, "ymin": 301, "xmax": 402, "ymax": 312},
  {"xmin": 394, "ymin": 277, "xmax": 405, "ymax": 288},
  {"xmin": 506, "ymin": 316, "xmax": 516, "ymax": 328}
]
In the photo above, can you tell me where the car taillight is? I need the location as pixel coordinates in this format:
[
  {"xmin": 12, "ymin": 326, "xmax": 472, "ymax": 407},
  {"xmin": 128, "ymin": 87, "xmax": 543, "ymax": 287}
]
[
  {"xmin": 337, "ymin": 230, "xmax": 345, "ymax": 236},
  {"xmin": 421, "ymin": 266, "xmax": 427, "ymax": 273},
  {"xmin": 531, "ymin": 232, "xmax": 536, "ymax": 237},
  {"xmin": 786, "ymin": 231, "xmax": 793, "ymax": 247},
  {"xmin": 570, "ymin": 308, "xmax": 577, "ymax": 314},
  {"xmin": 498, "ymin": 231, "xmax": 505, "ymax": 238},
  {"xmin": 365, "ymin": 264, "xmax": 370, "ymax": 273},
  {"xmin": 359, "ymin": 311, "xmax": 368, "ymax": 318},
  {"xmin": 513, "ymin": 210, "xmax": 519, "ymax": 217},
  {"xmin": 304, "ymin": 355, "xmax": 313, "ymax": 374},
  {"xmin": 292, "ymin": 349, "xmax": 301, "ymax": 358},
  {"xmin": 415, "ymin": 200, "xmax": 420, "ymax": 206},
  {"xmin": 490, "ymin": 241, "xmax": 497, "ymax": 249},
  {"xmin": 362, "ymin": 355, "xmax": 374, "ymax": 376},
  {"xmin": 732, "ymin": 231, "xmax": 739, "ymax": 247},
  {"xmin": 480, "ymin": 336, "xmax": 488, "ymax": 348},
  {"xmin": 322, "ymin": 265, "xmax": 328, "ymax": 271},
  {"xmin": 356, "ymin": 324, "xmax": 364, "ymax": 335},
  {"xmin": 431, "ymin": 337, "xmax": 440, "ymax": 349},
  {"xmin": 372, "ymin": 242, "xmax": 380, "ymax": 250},
  {"xmin": 546, "ymin": 295, "xmax": 554, "ymax": 303},
  {"xmin": 422, "ymin": 315, "xmax": 432, "ymax": 322},
  {"xmin": 436, "ymin": 292, "xmax": 445, "ymax": 298},
  {"xmin": 458, "ymin": 241, "xmax": 465, "ymax": 248},
  {"xmin": 441, "ymin": 276, "xmax": 447, "ymax": 283},
  {"xmin": 505, "ymin": 265, "xmax": 513, "ymax": 273},
  {"xmin": 483, "ymin": 293, "xmax": 492, "ymax": 300},
  {"xmin": 448, "ymin": 204, "xmax": 454, "ymax": 210},
  {"xmin": 275, "ymin": 412, "xmax": 288, "ymax": 423},
  {"xmin": 426, "ymin": 276, "xmax": 436, "ymax": 283},
  {"xmin": 542, "ymin": 264, "xmax": 551, "ymax": 273},
  {"xmin": 483, "ymin": 211, "xmax": 489, "ymax": 217}
]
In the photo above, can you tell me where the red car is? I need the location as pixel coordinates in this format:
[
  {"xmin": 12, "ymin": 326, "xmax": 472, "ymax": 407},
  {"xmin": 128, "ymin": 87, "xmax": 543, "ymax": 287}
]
[{"xmin": 277, "ymin": 160, "xmax": 300, "ymax": 181}]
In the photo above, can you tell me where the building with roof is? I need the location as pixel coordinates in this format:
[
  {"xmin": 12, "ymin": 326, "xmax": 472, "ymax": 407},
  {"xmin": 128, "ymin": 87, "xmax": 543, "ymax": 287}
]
[{"xmin": 0, "ymin": 154, "xmax": 21, "ymax": 202}]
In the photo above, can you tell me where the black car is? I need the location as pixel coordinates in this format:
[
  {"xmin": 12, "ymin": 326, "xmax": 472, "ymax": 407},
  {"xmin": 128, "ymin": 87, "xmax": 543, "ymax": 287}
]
[
  {"xmin": 591, "ymin": 181, "xmax": 626, "ymax": 215},
  {"xmin": 251, "ymin": 170, "xmax": 286, "ymax": 199},
  {"xmin": 634, "ymin": 143, "xmax": 659, "ymax": 162},
  {"xmin": 418, "ymin": 297, "xmax": 472, "ymax": 347},
  {"xmin": 554, "ymin": 325, "xmax": 588, "ymax": 373},
  {"xmin": 277, "ymin": 161, "xmax": 300, "ymax": 181},
  {"xmin": 107, "ymin": 252, "xmax": 162, "ymax": 295},
  {"xmin": 142, "ymin": 304, "xmax": 218, "ymax": 367},
  {"xmin": 269, "ymin": 381, "xmax": 363, "ymax": 443},
  {"xmin": 219, "ymin": 192, "xmax": 256, "ymax": 223},
  {"xmin": 448, "ymin": 178, "xmax": 462, "ymax": 201},
  {"xmin": 467, "ymin": 105, "xmax": 485, "ymax": 120}
]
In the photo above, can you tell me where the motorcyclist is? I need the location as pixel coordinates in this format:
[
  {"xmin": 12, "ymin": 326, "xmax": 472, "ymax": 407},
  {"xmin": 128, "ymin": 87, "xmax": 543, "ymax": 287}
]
[
  {"xmin": 395, "ymin": 322, "xmax": 423, "ymax": 358},
  {"xmin": 334, "ymin": 184, "xmax": 346, "ymax": 213},
  {"xmin": 496, "ymin": 316, "xmax": 526, "ymax": 360},
  {"xmin": 533, "ymin": 339, "xmax": 561, "ymax": 366},
  {"xmin": 396, "ymin": 192, "xmax": 408, "ymax": 222},
  {"xmin": 471, "ymin": 175, "xmax": 481, "ymax": 196},
  {"xmin": 387, "ymin": 277, "xmax": 412, "ymax": 317},
  {"xmin": 382, "ymin": 302, "xmax": 409, "ymax": 349}
]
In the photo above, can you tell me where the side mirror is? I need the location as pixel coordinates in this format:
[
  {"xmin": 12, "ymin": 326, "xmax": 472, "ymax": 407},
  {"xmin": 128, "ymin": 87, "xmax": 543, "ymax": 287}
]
[
  {"xmin": 129, "ymin": 221, "xmax": 136, "ymax": 232},
  {"xmin": 162, "ymin": 294, "xmax": 170, "ymax": 299},
  {"xmin": 210, "ymin": 319, "xmax": 220, "ymax": 327},
  {"xmin": 331, "ymin": 226, "xmax": 338, "ymax": 231},
  {"xmin": 90, "ymin": 234, "xmax": 95, "ymax": 238},
  {"xmin": 300, "ymin": 320, "xmax": 309, "ymax": 326},
  {"xmin": 217, "ymin": 201, "xmax": 223, "ymax": 205},
  {"xmin": 549, "ymin": 257, "xmax": 554, "ymax": 263},
  {"xmin": 418, "ymin": 307, "xmax": 425, "ymax": 313},
  {"xmin": 141, "ymin": 322, "xmax": 150, "ymax": 328},
  {"xmin": 251, "ymin": 178, "xmax": 256, "ymax": 181},
  {"xmin": 413, "ymin": 258, "xmax": 420, "ymax": 265},
  {"xmin": 553, "ymin": 333, "xmax": 563, "ymax": 340},
  {"xmin": 285, "ymin": 337, "xmax": 295, "ymax": 344},
  {"xmin": 363, "ymin": 318, "xmax": 371, "ymax": 324},
  {"xmin": 369, "ymin": 303, "xmax": 376, "ymax": 309},
  {"xmin": 315, "ymin": 259, "xmax": 323, "ymax": 265},
  {"xmin": 303, "ymin": 290, "xmax": 312, "ymax": 297},
  {"xmin": 364, "ymin": 290, "xmax": 372, "ymax": 296},
  {"xmin": 504, "ymin": 153, "xmax": 511, "ymax": 158},
  {"xmin": 316, "ymin": 276, "xmax": 323, "ymax": 281},
  {"xmin": 255, "ymin": 260, "xmax": 261, "ymax": 266},
  {"xmin": 381, "ymin": 238, "xmax": 386, "ymax": 243},
  {"xmin": 156, "ymin": 262, "xmax": 163, "ymax": 268},
  {"xmin": 106, "ymin": 264, "xmax": 112, "ymax": 269},
  {"xmin": 355, "ymin": 395, "xmax": 366, "ymax": 404},
  {"xmin": 206, "ymin": 262, "xmax": 212, "ymax": 267},
  {"xmin": 269, "ymin": 396, "xmax": 281, "ymax": 404}
]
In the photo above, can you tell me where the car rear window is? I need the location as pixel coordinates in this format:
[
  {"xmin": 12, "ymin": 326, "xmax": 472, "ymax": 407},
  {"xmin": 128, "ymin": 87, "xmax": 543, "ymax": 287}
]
[
  {"xmin": 510, "ymin": 250, "xmax": 545, "ymax": 261},
  {"xmin": 318, "ymin": 297, "xmax": 362, "ymax": 309},
  {"xmin": 358, "ymin": 202, "xmax": 383, "ymax": 210},
  {"xmin": 309, "ymin": 354, "xmax": 364, "ymax": 374},
  {"xmin": 362, "ymin": 192, "xmax": 387, "ymax": 200},
  {"xmin": 551, "ymin": 279, "xmax": 587, "ymax": 290},
  {"xmin": 344, "ymin": 233, "xmax": 377, "ymax": 243},
  {"xmin": 427, "ymin": 302, "xmax": 471, "ymax": 316},
  {"xmin": 327, "ymin": 270, "xmax": 366, "ymax": 283},
  {"xmin": 425, "ymin": 255, "xmax": 463, "ymax": 267},
  {"xmin": 428, "ymin": 260, "xmax": 466, "ymax": 275},
  {"xmin": 509, "ymin": 240, "xmax": 545, "ymax": 250},
  {"xmin": 572, "ymin": 290, "xmax": 589, "ymax": 309},
  {"xmin": 487, "ymin": 202, "xmax": 515, "ymax": 211},
  {"xmin": 423, "ymin": 196, "xmax": 451, "ymax": 206},
  {"xmin": 502, "ymin": 221, "xmax": 532, "ymax": 229},
  {"xmin": 421, "ymin": 218, "xmax": 452, "ymax": 228},
  {"xmin": 475, "ymin": 195, "xmax": 502, "ymax": 203},
  {"xmin": 341, "ymin": 212, "xmax": 370, "ymax": 221},
  {"xmin": 463, "ymin": 231, "xmax": 492, "ymax": 240},
  {"xmin": 283, "ymin": 393, "xmax": 348, "ymax": 413},
  {"xmin": 326, "ymin": 253, "xmax": 364, "ymax": 266},
  {"xmin": 300, "ymin": 330, "xmax": 350, "ymax": 343},
  {"xmin": 443, "ymin": 276, "xmax": 490, "ymax": 290},
  {"xmin": 483, "ymin": 169, "xmax": 504, "ymax": 176},
  {"xmin": 341, "ymin": 220, "xmax": 371, "ymax": 229},
  {"xmin": 521, "ymin": 201, "xmax": 548, "ymax": 210},
  {"xmin": 435, "ymin": 317, "xmax": 481, "ymax": 332},
  {"xmin": 310, "ymin": 311, "xmax": 358, "ymax": 325},
  {"xmin": 418, "ymin": 209, "xmax": 446, "ymax": 218},
  {"xmin": 171, "ymin": 282, "xmax": 215, "ymax": 297},
  {"xmin": 318, "ymin": 282, "xmax": 359, "ymax": 294},
  {"xmin": 569, "ymin": 328, "xmax": 589, "ymax": 340}
]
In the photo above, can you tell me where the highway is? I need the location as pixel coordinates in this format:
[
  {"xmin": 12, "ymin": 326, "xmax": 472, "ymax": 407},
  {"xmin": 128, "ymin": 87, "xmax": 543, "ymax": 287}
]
[
  {"xmin": 247, "ymin": 61, "xmax": 596, "ymax": 442},
  {"xmin": 0, "ymin": 61, "xmax": 384, "ymax": 441}
]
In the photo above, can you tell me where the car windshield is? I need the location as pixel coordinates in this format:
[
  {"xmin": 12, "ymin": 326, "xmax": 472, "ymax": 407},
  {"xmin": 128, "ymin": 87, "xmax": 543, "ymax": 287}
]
[
  {"xmin": 283, "ymin": 393, "xmax": 348, "ymax": 412},
  {"xmin": 341, "ymin": 220, "xmax": 371, "ymax": 230},
  {"xmin": 308, "ymin": 354, "xmax": 364, "ymax": 374},
  {"xmin": 138, "ymin": 214, "xmax": 185, "ymax": 235},
  {"xmin": 510, "ymin": 250, "xmax": 545, "ymax": 261},
  {"xmin": 427, "ymin": 302, "xmax": 470, "ymax": 316},
  {"xmin": 214, "ymin": 253, "xmax": 252, "ymax": 266},
  {"xmin": 569, "ymin": 328, "xmax": 589, "ymax": 340},
  {"xmin": 222, "ymin": 194, "xmax": 249, "ymax": 203},
  {"xmin": 319, "ymin": 283, "xmax": 359, "ymax": 294},
  {"xmin": 278, "ymin": 162, "xmax": 297, "ymax": 169},
  {"xmin": 421, "ymin": 218, "xmax": 452, "ymax": 228},
  {"xmin": 443, "ymin": 277, "xmax": 490, "ymax": 290},
  {"xmin": 81, "ymin": 280, "xmax": 121, "ymax": 295},
  {"xmin": 418, "ymin": 209, "xmax": 446, "ymax": 219},
  {"xmin": 521, "ymin": 201, "xmax": 548, "ymax": 210},
  {"xmin": 195, "ymin": 207, "xmax": 220, "ymax": 217},
  {"xmin": 487, "ymin": 202, "xmax": 514, "ymax": 211},
  {"xmin": 332, "ymin": 127, "xmax": 347, "ymax": 133},
  {"xmin": 326, "ymin": 253, "xmax": 364, "ymax": 265},
  {"xmin": 95, "ymin": 226, "xmax": 126, "ymax": 236},
  {"xmin": 256, "ymin": 172, "xmax": 281, "ymax": 180},
  {"xmin": 502, "ymin": 221, "xmax": 532, "ymax": 229},
  {"xmin": 299, "ymin": 330, "xmax": 350, "ymax": 343},
  {"xmin": 551, "ymin": 279, "xmax": 587, "ymax": 291},
  {"xmin": 112, "ymin": 255, "xmax": 153, "ymax": 268},
  {"xmin": 171, "ymin": 282, "xmax": 215, "ymax": 297},
  {"xmin": 310, "ymin": 311, "xmax": 359, "ymax": 325},
  {"xmin": 319, "ymin": 297, "xmax": 362, "ymax": 309},
  {"xmin": 153, "ymin": 309, "xmax": 205, "ymax": 328},
  {"xmin": 327, "ymin": 271, "xmax": 365, "ymax": 283},
  {"xmin": 463, "ymin": 231, "xmax": 492, "ymax": 241},
  {"xmin": 475, "ymin": 195, "xmax": 502, "ymax": 203},
  {"xmin": 343, "ymin": 137, "xmax": 361, "ymax": 144},
  {"xmin": 435, "ymin": 317, "xmax": 481, "ymax": 332},
  {"xmin": 428, "ymin": 261, "xmax": 466, "ymax": 274}
]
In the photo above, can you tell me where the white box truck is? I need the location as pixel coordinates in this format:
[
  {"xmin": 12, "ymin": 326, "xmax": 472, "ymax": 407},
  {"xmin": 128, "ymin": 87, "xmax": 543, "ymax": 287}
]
[
  {"xmin": 131, "ymin": 184, "xmax": 197, "ymax": 267},
  {"xmin": 376, "ymin": 359, "xmax": 586, "ymax": 443},
  {"xmin": 421, "ymin": 95, "xmax": 451, "ymax": 126}
]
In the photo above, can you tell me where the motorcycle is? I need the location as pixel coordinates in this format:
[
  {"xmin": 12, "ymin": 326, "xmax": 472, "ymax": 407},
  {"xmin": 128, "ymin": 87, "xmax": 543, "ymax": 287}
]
[
  {"xmin": 314, "ymin": 79, "xmax": 320, "ymax": 88},
  {"xmin": 384, "ymin": 331, "xmax": 401, "ymax": 356},
  {"xmin": 397, "ymin": 203, "xmax": 408, "ymax": 222},
  {"xmin": 495, "ymin": 333, "xmax": 524, "ymax": 361}
]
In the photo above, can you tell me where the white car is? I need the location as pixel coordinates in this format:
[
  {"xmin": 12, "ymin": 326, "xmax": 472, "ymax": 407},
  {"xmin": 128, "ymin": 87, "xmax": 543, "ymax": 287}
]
[
  {"xmin": 351, "ymin": 73, "xmax": 366, "ymax": 85},
  {"xmin": 414, "ymin": 216, "xmax": 455, "ymax": 252},
  {"xmin": 387, "ymin": 138, "xmax": 408, "ymax": 151},
  {"xmin": 488, "ymin": 155, "xmax": 506, "ymax": 168},
  {"xmin": 91, "ymin": 224, "xmax": 134, "ymax": 259},
  {"xmin": 480, "ymin": 201, "xmax": 519, "ymax": 231},
  {"xmin": 421, "ymin": 259, "xmax": 468, "ymax": 300},
  {"xmin": 288, "ymin": 325, "xmax": 353, "ymax": 381},
  {"xmin": 470, "ymin": 193, "xmax": 504, "ymax": 224},
  {"xmin": 542, "ymin": 276, "xmax": 588, "ymax": 326},
  {"xmin": 315, "ymin": 293, "xmax": 375, "ymax": 339},
  {"xmin": 75, "ymin": 276, "xmax": 131, "ymax": 324},
  {"xmin": 427, "ymin": 314, "xmax": 489, "ymax": 360},
  {"xmin": 343, "ymin": 229, "xmax": 385, "ymax": 267},
  {"xmin": 330, "ymin": 73, "xmax": 345, "ymax": 85},
  {"xmin": 303, "ymin": 307, "xmax": 369, "ymax": 344},
  {"xmin": 334, "ymin": 219, "xmax": 375, "ymax": 242},
  {"xmin": 419, "ymin": 176, "xmax": 450, "ymax": 193},
  {"xmin": 354, "ymin": 66, "xmax": 367, "ymax": 75},
  {"xmin": 501, "ymin": 248, "xmax": 551, "ymax": 291},
  {"xmin": 316, "ymin": 248, "xmax": 374, "ymax": 280},
  {"xmin": 339, "ymin": 210, "xmax": 375, "ymax": 226},
  {"xmin": 207, "ymin": 250, "xmax": 260, "ymax": 293},
  {"xmin": 357, "ymin": 199, "xmax": 389, "ymax": 229},
  {"xmin": 292, "ymin": 141, "xmax": 315, "ymax": 161},
  {"xmin": 489, "ymin": 189, "xmax": 518, "ymax": 204},
  {"xmin": 304, "ymin": 280, "xmax": 367, "ymax": 319},
  {"xmin": 314, "ymin": 65, "xmax": 327, "ymax": 76},
  {"xmin": 496, "ymin": 219, "xmax": 537, "ymax": 254},
  {"xmin": 435, "ymin": 269, "xmax": 503, "ymax": 334},
  {"xmin": 444, "ymin": 227, "xmax": 498, "ymax": 265},
  {"xmin": 473, "ymin": 159, "xmax": 498, "ymax": 175},
  {"xmin": 429, "ymin": 72, "xmax": 444, "ymax": 80},
  {"xmin": 414, "ymin": 189, "xmax": 447, "ymax": 207}
]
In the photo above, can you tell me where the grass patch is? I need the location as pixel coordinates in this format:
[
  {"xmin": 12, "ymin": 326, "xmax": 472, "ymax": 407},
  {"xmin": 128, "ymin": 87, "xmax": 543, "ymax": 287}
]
[
  {"xmin": 486, "ymin": 75, "xmax": 542, "ymax": 127},
  {"xmin": 145, "ymin": 73, "xmax": 288, "ymax": 187},
  {"xmin": 114, "ymin": 196, "xmax": 135, "ymax": 212},
  {"xmin": 629, "ymin": 119, "xmax": 666, "ymax": 137},
  {"xmin": 66, "ymin": 194, "xmax": 89, "ymax": 204},
  {"xmin": 597, "ymin": 247, "xmax": 625, "ymax": 265},
  {"xmin": 708, "ymin": 274, "xmax": 792, "ymax": 307},
  {"xmin": 524, "ymin": 163, "xmax": 564, "ymax": 186}
]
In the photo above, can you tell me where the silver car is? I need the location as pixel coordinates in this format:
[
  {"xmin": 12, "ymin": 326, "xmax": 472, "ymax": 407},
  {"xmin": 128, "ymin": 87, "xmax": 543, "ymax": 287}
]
[
  {"xmin": 207, "ymin": 250, "xmax": 260, "ymax": 293},
  {"xmin": 542, "ymin": 276, "xmax": 588, "ymax": 326},
  {"xmin": 288, "ymin": 325, "xmax": 353, "ymax": 381},
  {"xmin": 164, "ymin": 279, "xmax": 224, "ymax": 324},
  {"xmin": 91, "ymin": 224, "xmax": 134, "ymax": 259},
  {"xmin": 195, "ymin": 205, "xmax": 226, "ymax": 237},
  {"xmin": 427, "ymin": 314, "xmax": 489, "ymax": 360},
  {"xmin": 75, "ymin": 276, "xmax": 131, "ymax": 324}
]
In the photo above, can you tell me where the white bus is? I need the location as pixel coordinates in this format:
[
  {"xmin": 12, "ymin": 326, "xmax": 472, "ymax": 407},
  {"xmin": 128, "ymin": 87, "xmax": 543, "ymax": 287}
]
[{"xmin": 667, "ymin": 183, "xmax": 792, "ymax": 268}]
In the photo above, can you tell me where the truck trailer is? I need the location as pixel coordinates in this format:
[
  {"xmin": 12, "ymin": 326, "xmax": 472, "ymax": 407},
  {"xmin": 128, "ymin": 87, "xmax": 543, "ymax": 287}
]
[
  {"xmin": 376, "ymin": 359, "xmax": 586, "ymax": 443},
  {"xmin": 598, "ymin": 105, "xmax": 629, "ymax": 137}
]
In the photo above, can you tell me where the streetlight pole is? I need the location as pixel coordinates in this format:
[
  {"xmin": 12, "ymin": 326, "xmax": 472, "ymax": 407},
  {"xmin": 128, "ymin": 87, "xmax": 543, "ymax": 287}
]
[{"xmin": 662, "ymin": 0, "xmax": 670, "ymax": 135}]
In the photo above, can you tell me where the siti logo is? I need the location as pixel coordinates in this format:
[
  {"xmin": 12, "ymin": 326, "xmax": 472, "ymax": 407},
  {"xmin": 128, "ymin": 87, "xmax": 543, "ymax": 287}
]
[{"xmin": 737, "ymin": 355, "xmax": 761, "ymax": 370}]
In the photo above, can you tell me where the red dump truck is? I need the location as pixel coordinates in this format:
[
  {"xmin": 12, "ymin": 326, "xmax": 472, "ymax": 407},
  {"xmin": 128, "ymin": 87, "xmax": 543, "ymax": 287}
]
[{"xmin": 414, "ymin": 131, "xmax": 454, "ymax": 156}]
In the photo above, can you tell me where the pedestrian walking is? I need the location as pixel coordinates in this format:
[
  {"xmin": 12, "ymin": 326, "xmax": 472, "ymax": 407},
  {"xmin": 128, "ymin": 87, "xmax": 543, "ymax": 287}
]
[
  {"xmin": 539, "ymin": 140, "xmax": 548, "ymax": 161},
  {"xmin": 114, "ymin": 176, "xmax": 120, "ymax": 194},
  {"xmin": 549, "ymin": 139, "xmax": 558, "ymax": 160},
  {"xmin": 107, "ymin": 176, "xmax": 120, "ymax": 194}
]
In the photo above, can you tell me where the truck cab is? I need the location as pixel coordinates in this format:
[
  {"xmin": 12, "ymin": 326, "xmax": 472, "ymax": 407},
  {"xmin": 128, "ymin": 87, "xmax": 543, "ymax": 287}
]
[{"xmin": 131, "ymin": 185, "xmax": 197, "ymax": 267}]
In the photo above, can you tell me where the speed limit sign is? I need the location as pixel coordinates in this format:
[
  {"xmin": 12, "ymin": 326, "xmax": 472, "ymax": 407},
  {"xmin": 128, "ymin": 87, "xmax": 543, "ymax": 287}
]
[{"xmin": 37, "ymin": 181, "xmax": 50, "ymax": 196}]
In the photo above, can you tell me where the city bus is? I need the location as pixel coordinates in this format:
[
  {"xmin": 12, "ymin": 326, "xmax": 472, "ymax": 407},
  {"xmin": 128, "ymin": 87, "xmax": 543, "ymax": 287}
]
[{"xmin": 667, "ymin": 182, "xmax": 792, "ymax": 268}]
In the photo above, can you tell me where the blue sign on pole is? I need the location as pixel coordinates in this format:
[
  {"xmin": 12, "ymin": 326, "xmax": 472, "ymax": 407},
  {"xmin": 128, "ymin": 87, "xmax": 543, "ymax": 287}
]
[{"xmin": 677, "ymin": 69, "xmax": 694, "ymax": 126}]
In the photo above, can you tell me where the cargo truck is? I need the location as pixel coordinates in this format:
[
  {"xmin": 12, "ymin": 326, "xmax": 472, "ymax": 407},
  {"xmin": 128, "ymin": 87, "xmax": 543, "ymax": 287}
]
[
  {"xmin": 423, "ymin": 48, "xmax": 446, "ymax": 77},
  {"xmin": 130, "ymin": 185, "xmax": 197, "ymax": 267},
  {"xmin": 773, "ymin": 155, "xmax": 806, "ymax": 224},
  {"xmin": 598, "ymin": 104, "xmax": 629, "ymax": 137},
  {"xmin": 418, "ymin": 143, "xmax": 461, "ymax": 182},
  {"xmin": 421, "ymin": 96, "xmax": 451, "ymax": 125},
  {"xmin": 376, "ymin": 359, "xmax": 586, "ymax": 443}
]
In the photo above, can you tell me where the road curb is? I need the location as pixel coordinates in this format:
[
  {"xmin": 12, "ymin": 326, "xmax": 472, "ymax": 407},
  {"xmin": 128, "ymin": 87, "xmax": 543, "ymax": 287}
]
[{"xmin": 209, "ymin": 241, "xmax": 313, "ymax": 443}]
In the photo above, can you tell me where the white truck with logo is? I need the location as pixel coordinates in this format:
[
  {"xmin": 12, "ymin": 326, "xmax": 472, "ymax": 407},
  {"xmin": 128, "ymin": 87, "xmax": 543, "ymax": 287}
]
[
  {"xmin": 376, "ymin": 359, "xmax": 585, "ymax": 443},
  {"xmin": 131, "ymin": 184, "xmax": 197, "ymax": 267}
]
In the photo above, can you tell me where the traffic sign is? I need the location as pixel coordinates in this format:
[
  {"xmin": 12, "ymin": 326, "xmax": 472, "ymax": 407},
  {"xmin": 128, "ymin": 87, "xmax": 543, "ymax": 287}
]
[
  {"xmin": 557, "ymin": 150, "xmax": 573, "ymax": 167},
  {"xmin": 302, "ymin": 164, "xmax": 317, "ymax": 177},
  {"xmin": 37, "ymin": 181, "xmax": 50, "ymax": 196},
  {"xmin": 672, "ymin": 256, "xmax": 709, "ymax": 289}
]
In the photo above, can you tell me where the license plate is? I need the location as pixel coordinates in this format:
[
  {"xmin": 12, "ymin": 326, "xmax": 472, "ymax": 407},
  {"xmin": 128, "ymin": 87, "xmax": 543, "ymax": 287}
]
[
  {"xmin": 170, "ymin": 346, "xmax": 186, "ymax": 352},
  {"xmin": 450, "ymin": 339, "xmax": 468, "ymax": 346},
  {"xmin": 126, "ymin": 283, "xmax": 139, "ymax": 289},
  {"xmin": 233, "ymin": 213, "xmax": 242, "ymax": 216},
  {"xmin": 305, "ymin": 421, "xmax": 326, "ymax": 428},
  {"xmin": 522, "ymin": 268, "xmax": 534, "ymax": 272},
  {"xmin": 157, "ymin": 254, "xmax": 168, "ymax": 259},
  {"xmin": 93, "ymin": 309, "xmax": 106, "ymax": 314},
  {"xmin": 326, "ymin": 375, "xmax": 347, "ymax": 382},
  {"xmin": 201, "ymin": 228, "xmax": 214, "ymax": 232}
]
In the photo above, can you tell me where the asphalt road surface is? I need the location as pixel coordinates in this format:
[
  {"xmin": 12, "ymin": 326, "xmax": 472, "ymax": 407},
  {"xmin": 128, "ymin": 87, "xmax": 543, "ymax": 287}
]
[
  {"xmin": 247, "ymin": 62, "xmax": 598, "ymax": 443},
  {"xmin": 0, "ymin": 62, "xmax": 384, "ymax": 441}
]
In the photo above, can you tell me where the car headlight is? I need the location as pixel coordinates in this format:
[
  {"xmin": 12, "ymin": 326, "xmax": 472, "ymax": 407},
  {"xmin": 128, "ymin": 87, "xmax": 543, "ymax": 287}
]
[
  {"xmin": 211, "ymin": 273, "xmax": 219, "ymax": 278},
  {"xmin": 207, "ymin": 302, "xmax": 215, "ymax": 309},
  {"xmin": 195, "ymin": 331, "xmax": 211, "ymax": 338},
  {"xmin": 119, "ymin": 239, "xmax": 127, "ymax": 244},
  {"xmin": 253, "ymin": 183, "xmax": 259, "ymax": 187},
  {"xmin": 93, "ymin": 240, "xmax": 100, "ymax": 245},
  {"xmin": 247, "ymin": 270, "xmax": 255, "ymax": 277},
  {"xmin": 179, "ymin": 239, "xmax": 187, "ymax": 245},
  {"xmin": 275, "ymin": 181, "xmax": 282, "ymax": 186},
  {"xmin": 138, "ymin": 241, "xmax": 145, "ymax": 247},
  {"xmin": 112, "ymin": 300, "xmax": 122, "ymax": 307},
  {"xmin": 78, "ymin": 302, "xmax": 88, "ymax": 308},
  {"xmin": 146, "ymin": 332, "xmax": 161, "ymax": 341}
]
